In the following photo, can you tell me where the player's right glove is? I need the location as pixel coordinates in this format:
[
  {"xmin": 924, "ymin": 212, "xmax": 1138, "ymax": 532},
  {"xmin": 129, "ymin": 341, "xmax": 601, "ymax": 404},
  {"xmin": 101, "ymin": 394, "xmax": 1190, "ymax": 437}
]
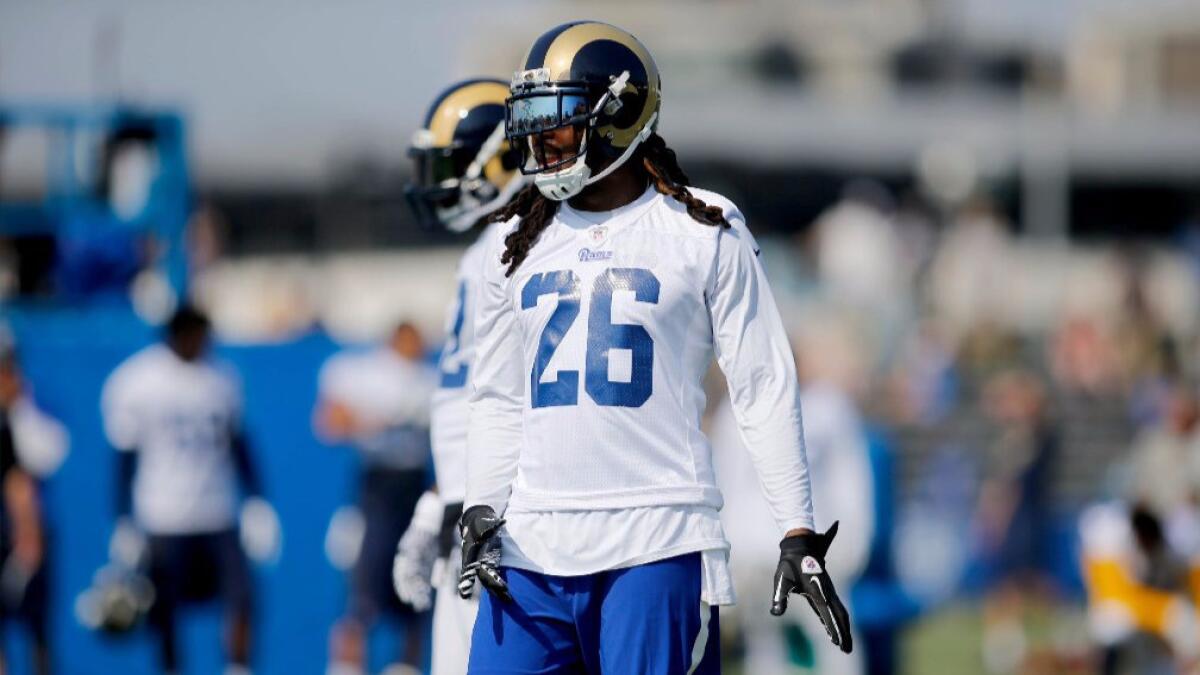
[
  {"xmin": 770, "ymin": 521, "xmax": 854, "ymax": 654},
  {"xmin": 239, "ymin": 496, "xmax": 282, "ymax": 564},
  {"xmin": 457, "ymin": 505, "xmax": 511, "ymax": 603},
  {"xmin": 392, "ymin": 490, "xmax": 443, "ymax": 612}
]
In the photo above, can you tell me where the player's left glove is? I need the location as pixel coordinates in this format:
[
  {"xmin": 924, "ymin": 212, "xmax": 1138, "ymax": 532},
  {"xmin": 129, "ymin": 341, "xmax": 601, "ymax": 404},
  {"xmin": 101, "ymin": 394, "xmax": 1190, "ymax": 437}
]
[
  {"xmin": 458, "ymin": 505, "xmax": 511, "ymax": 603},
  {"xmin": 770, "ymin": 521, "xmax": 853, "ymax": 654},
  {"xmin": 109, "ymin": 517, "xmax": 147, "ymax": 569}
]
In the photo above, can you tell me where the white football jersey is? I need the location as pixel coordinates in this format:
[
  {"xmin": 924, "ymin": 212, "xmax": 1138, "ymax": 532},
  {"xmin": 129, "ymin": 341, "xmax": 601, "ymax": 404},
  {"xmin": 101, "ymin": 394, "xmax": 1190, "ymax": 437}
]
[
  {"xmin": 429, "ymin": 222, "xmax": 505, "ymax": 503},
  {"xmin": 9, "ymin": 394, "xmax": 69, "ymax": 478},
  {"xmin": 101, "ymin": 344, "xmax": 242, "ymax": 535},
  {"xmin": 466, "ymin": 187, "xmax": 814, "ymax": 594},
  {"xmin": 318, "ymin": 346, "xmax": 437, "ymax": 471}
]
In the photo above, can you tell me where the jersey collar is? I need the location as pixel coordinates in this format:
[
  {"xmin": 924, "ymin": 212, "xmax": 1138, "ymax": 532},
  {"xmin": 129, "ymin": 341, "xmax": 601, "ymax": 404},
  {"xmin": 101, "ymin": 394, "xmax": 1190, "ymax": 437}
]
[{"xmin": 556, "ymin": 186, "xmax": 660, "ymax": 234}]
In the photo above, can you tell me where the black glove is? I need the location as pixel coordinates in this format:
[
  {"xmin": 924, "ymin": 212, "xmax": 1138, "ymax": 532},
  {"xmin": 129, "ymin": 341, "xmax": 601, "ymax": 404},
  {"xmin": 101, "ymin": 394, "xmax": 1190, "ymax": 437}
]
[
  {"xmin": 770, "ymin": 521, "xmax": 853, "ymax": 654},
  {"xmin": 457, "ymin": 505, "xmax": 512, "ymax": 603}
]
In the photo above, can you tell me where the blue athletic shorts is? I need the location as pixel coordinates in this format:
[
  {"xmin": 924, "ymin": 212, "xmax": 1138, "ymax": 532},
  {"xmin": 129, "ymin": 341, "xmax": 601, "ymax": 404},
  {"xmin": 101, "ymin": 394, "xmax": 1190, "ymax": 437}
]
[{"xmin": 468, "ymin": 552, "xmax": 720, "ymax": 674}]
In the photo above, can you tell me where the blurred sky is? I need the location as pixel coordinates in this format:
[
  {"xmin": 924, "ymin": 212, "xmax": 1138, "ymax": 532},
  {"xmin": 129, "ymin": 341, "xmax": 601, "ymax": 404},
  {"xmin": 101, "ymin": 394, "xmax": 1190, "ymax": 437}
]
[
  {"xmin": 1, "ymin": 1, "xmax": 542, "ymax": 186},
  {"xmin": 3, "ymin": 0, "xmax": 1199, "ymax": 188}
]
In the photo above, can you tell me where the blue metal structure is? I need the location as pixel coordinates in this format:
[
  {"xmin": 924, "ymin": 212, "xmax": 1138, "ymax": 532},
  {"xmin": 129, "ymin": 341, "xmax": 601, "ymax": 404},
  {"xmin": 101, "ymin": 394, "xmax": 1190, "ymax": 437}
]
[{"xmin": 0, "ymin": 103, "xmax": 192, "ymax": 304}]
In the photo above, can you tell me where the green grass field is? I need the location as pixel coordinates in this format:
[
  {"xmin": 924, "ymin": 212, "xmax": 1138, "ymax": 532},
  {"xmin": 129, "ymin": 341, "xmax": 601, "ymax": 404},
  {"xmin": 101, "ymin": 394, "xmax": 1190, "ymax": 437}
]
[{"xmin": 723, "ymin": 601, "xmax": 1092, "ymax": 675}]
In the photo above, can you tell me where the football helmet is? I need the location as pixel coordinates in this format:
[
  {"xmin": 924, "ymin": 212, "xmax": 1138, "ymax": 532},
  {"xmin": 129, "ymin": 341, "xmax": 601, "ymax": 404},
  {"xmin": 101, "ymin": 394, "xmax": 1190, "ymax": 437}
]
[
  {"xmin": 75, "ymin": 563, "xmax": 155, "ymax": 635},
  {"xmin": 405, "ymin": 79, "xmax": 524, "ymax": 232},
  {"xmin": 506, "ymin": 21, "xmax": 661, "ymax": 201}
]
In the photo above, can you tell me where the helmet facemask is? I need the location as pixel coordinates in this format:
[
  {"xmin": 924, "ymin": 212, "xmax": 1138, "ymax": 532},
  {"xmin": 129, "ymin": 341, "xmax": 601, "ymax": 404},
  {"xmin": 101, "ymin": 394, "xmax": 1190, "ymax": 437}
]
[
  {"xmin": 506, "ymin": 70, "xmax": 657, "ymax": 201},
  {"xmin": 406, "ymin": 122, "xmax": 524, "ymax": 233}
]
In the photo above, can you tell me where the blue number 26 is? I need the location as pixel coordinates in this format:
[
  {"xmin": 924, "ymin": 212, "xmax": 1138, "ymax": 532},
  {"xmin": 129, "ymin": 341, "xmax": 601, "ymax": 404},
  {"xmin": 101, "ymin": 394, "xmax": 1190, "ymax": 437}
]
[{"xmin": 521, "ymin": 268, "xmax": 660, "ymax": 409}]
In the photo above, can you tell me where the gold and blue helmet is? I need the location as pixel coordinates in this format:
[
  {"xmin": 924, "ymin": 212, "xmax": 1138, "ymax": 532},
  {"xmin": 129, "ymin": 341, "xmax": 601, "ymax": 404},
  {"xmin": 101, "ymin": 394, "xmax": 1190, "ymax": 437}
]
[
  {"xmin": 405, "ymin": 79, "xmax": 524, "ymax": 232},
  {"xmin": 506, "ymin": 21, "xmax": 662, "ymax": 201}
]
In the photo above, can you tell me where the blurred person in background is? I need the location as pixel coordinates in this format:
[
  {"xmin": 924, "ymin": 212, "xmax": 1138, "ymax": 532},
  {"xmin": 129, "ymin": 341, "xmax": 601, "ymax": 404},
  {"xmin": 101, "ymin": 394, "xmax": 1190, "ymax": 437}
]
[
  {"xmin": 1080, "ymin": 502, "xmax": 1199, "ymax": 675},
  {"xmin": 711, "ymin": 351, "xmax": 874, "ymax": 675},
  {"xmin": 0, "ymin": 339, "xmax": 68, "ymax": 483},
  {"xmin": 809, "ymin": 180, "xmax": 914, "ymax": 360},
  {"xmin": 1, "ymin": 339, "xmax": 64, "ymax": 675},
  {"xmin": 101, "ymin": 304, "xmax": 280, "ymax": 675},
  {"xmin": 882, "ymin": 318, "xmax": 960, "ymax": 426},
  {"xmin": 316, "ymin": 321, "xmax": 437, "ymax": 675},
  {"xmin": 926, "ymin": 197, "xmax": 1014, "ymax": 345},
  {"xmin": 390, "ymin": 78, "xmax": 524, "ymax": 675},
  {"xmin": 1049, "ymin": 315, "xmax": 1123, "ymax": 398},
  {"xmin": 1125, "ymin": 381, "xmax": 1200, "ymax": 558},
  {"xmin": 458, "ymin": 21, "xmax": 852, "ymax": 672},
  {"xmin": 810, "ymin": 180, "xmax": 904, "ymax": 313},
  {"xmin": 971, "ymin": 369, "xmax": 1059, "ymax": 674}
]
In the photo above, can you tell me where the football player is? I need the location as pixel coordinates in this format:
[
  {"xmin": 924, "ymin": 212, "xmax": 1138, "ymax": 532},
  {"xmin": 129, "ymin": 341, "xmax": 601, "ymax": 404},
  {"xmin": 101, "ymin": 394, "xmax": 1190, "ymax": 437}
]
[
  {"xmin": 457, "ymin": 21, "xmax": 853, "ymax": 673},
  {"xmin": 390, "ymin": 79, "xmax": 524, "ymax": 675},
  {"xmin": 101, "ymin": 304, "xmax": 280, "ymax": 675},
  {"xmin": 0, "ymin": 336, "xmax": 66, "ymax": 675},
  {"xmin": 1, "ymin": 343, "xmax": 52, "ymax": 675},
  {"xmin": 316, "ymin": 322, "xmax": 438, "ymax": 675}
]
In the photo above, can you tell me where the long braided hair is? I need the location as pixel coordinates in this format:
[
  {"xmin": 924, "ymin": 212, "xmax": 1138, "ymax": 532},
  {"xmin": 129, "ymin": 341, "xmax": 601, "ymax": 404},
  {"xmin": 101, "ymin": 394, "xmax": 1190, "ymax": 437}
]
[{"xmin": 490, "ymin": 133, "xmax": 731, "ymax": 277}]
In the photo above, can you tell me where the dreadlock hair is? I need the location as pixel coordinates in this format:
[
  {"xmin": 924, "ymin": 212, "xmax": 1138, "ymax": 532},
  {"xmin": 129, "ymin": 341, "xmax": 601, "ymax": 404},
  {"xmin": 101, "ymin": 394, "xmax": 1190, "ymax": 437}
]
[
  {"xmin": 492, "ymin": 132, "xmax": 731, "ymax": 277},
  {"xmin": 489, "ymin": 182, "xmax": 560, "ymax": 277},
  {"xmin": 640, "ymin": 133, "xmax": 730, "ymax": 230}
]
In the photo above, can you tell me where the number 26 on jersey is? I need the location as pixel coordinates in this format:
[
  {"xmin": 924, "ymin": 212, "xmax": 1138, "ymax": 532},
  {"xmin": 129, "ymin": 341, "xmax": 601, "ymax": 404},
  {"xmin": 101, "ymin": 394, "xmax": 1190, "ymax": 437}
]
[{"xmin": 522, "ymin": 267, "xmax": 659, "ymax": 409}]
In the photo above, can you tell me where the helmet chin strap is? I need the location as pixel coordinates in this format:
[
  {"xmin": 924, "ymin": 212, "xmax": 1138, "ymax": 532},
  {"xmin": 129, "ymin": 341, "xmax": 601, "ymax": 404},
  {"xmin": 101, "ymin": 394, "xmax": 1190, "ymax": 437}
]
[
  {"xmin": 534, "ymin": 110, "xmax": 659, "ymax": 201},
  {"xmin": 436, "ymin": 121, "xmax": 524, "ymax": 231},
  {"xmin": 444, "ymin": 171, "xmax": 529, "ymax": 232},
  {"xmin": 584, "ymin": 111, "xmax": 658, "ymax": 186}
]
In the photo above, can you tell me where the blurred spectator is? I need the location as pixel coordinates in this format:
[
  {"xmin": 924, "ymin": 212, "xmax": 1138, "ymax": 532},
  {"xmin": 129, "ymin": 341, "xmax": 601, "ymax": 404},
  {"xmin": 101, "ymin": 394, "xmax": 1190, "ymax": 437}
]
[
  {"xmin": 100, "ymin": 304, "xmax": 279, "ymax": 675},
  {"xmin": 1113, "ymin": 257, "xmax": 1184, "ymax": 430},
  {"xmin": 810, "ymin": 181, "xmax": 914, "ymax": 366},
  {"xmin": 972, "ymin": 369, "xmax": 1059, "ymax": 674},
  {"xmin": 882, "ymin": 318, "xmax": 959, "ymax": 425},
  {"xmin": 1124, "ymin": 382, "xmax": 1200, "ymax": 537},
  {"xmin": 1079, "ymin": 503, "xmax": 1199, "ymax": 675},
  {"xmin": 316, "ymin": 322, "xmax": 437, "ymax": 675},
  {"xmin": 0, "ymin": 341, "xmax": 58, "ymax": 675},
  {"xmin": 1050, "ymin": 315, "xmax": 1122, "ymax": 397},
  {"xmin": 0, "ymin": 336, "xmax": 68, "ymax": 480},
  {"xmin": 927, "ymin": 198, "xmax": 1014, "ymax": 340},
  {"xmin": 956, "ymin": 322, "xmax": 1025, "ymax": 385},
  {"xmin": 812, "ymin": 180, "xmax": 906, "ymax": 312},
  {"xmin": 1117, "ymin": 508, "xmax": 1194, "ymax": 675}
]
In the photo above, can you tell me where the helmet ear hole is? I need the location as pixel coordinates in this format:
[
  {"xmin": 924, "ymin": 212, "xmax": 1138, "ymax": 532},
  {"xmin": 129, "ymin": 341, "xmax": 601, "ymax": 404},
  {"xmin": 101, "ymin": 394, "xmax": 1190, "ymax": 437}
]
[
  {"xmin": 609, "ymin": 90, "xmax": 642, "ymax": 130},
  {"xmin": 406, "ymin": 78, "xmax": 516, "ymax": 230}
]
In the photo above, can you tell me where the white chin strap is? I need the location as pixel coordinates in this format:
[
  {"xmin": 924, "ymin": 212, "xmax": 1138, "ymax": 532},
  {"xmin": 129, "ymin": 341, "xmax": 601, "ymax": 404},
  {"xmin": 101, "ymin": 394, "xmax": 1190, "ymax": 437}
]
[
  {"xmin": 534, "ymin": 111, "xmax": 659, "ymax": 202},
  {"xmin": 442, "ymin": 171, "xmax": 528, "ymax": 233},
  {"xmin": 437, "ymin": 122, "xmax": 529, "ymax": 232}
]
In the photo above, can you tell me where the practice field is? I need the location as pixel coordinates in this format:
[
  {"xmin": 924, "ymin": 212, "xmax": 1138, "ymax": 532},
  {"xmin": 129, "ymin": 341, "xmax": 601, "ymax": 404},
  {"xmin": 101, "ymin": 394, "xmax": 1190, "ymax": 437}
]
[{"xmin": 902, "ymin": 603, "xmax": 1092, "ymax": 675}]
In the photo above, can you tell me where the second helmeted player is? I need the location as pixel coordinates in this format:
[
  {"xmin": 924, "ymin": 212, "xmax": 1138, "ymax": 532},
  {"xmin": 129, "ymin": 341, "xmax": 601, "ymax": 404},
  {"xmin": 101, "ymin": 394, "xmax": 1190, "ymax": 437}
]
[{"xmin": 392, "ymin": 77, "xmax": 525, "ymax": 675}]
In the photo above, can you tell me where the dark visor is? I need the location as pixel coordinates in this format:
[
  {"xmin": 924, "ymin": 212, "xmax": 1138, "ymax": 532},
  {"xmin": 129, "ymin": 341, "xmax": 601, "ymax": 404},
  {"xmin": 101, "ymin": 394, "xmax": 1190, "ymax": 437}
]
[
  {"xmin": 408, "ymin": 144, "xmax": 476, "ymax": 189},
  {"xmin": 505, "ymin": 90, "xmax": 592, "ymax": 138},
  {"xmin": 505, "ymin": 88, "xmax": 596, "ymax": 174}
]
